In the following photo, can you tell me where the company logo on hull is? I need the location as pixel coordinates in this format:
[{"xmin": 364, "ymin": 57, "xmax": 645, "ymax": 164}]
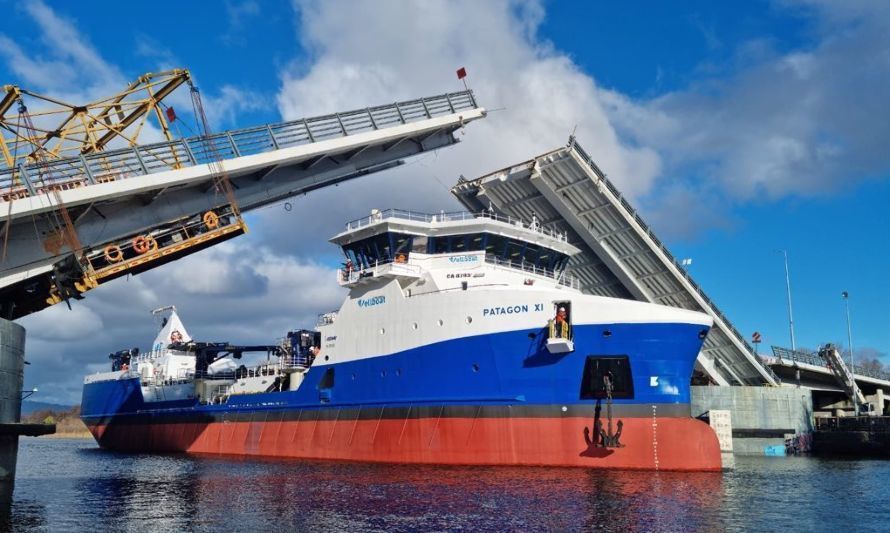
[
  {"xmin": 448, "ymin": 255, "xmax": 479, "ymax": 264},
  {"xmin": 357, "ymin": 295, "xmax": 386, "ymax": 308}
]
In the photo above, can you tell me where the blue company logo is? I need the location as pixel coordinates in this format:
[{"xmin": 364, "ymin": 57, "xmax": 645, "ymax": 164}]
[
  {"xmin": 357, "ymin": 295, "xmax": 386, "ymax": 308},
  {"xmin": 448, "ymin": 255, "xmax": 479, "ymax": 263}
]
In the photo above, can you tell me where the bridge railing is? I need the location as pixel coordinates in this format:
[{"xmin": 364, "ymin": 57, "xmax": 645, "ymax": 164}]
[
  {"xmin": 570, "ymin": 139, "xmax": 769, "ymax": 381},
  {"xmin": 771, "ymin": 345, "xmax": 890, "ymax": 382},
  {"xmin": 0, "ymin": 90, "xmax": 478, "ymax": 202}
]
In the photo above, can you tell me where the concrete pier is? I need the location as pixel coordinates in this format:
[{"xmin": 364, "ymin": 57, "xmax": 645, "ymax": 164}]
[
  {"xmin": 0, "ymin": 318, "xmax": 25, "ymax": 509},
  {"xmin": 692, "ymin": 386, "xmax": 814, "ymax": 455}
]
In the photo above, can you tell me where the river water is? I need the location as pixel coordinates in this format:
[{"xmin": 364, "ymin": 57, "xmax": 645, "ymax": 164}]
[{"xmin": 3, "ymin": 438, "xmax": 887, "ymax": 532}]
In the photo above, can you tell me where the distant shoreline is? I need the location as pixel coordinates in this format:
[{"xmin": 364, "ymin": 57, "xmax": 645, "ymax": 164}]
[{"xmin": 41, "ymin": 431, "xmax": 93, "ymax": 440}]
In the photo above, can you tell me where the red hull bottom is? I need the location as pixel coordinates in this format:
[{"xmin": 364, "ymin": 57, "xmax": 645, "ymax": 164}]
[{"xmin": 86, "ymin": 415, "xmax": 722, "ymax": 472}]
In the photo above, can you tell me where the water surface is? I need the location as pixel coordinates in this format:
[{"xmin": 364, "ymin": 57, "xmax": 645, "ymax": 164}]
[{"xmin": 5, "ymin": 438, "xmax": 887, "ymax": 532}]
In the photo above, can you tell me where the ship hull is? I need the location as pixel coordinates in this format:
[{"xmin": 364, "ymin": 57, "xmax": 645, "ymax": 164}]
[
  {"xmin": 81, "ymin": 322, "xmax": 722, "ymax": 471},
  {"xmin": 84, "ymin": 406, "xmax": 720, "ymax": 471}
]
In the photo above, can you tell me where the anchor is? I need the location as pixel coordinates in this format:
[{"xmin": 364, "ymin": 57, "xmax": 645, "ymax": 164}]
[{"xmin": 592, "ymin": 372, "xmax": 624, "ymax": 448}]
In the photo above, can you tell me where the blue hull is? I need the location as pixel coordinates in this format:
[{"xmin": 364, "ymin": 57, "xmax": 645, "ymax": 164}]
[{"xmin": 82, "ymin": 322, "xmax": 706, "ymax": 422}]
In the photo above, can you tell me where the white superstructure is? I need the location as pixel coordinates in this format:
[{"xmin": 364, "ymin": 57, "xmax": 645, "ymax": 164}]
[
  {"xmin": 85, "ymin": 209, "xmax": 712, "ymax": 407},
  {"xmin": 313, "ymin": 209, "xmax": 711, "ymax": 366}
]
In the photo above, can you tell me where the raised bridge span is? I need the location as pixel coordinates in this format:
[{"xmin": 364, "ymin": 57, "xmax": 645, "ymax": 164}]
[
  {"xmin": 0, "ymin": 90, "xmax": 485, "ymax": 319},
  {"xmin": 452, "ymin": 138, "xmax": 777, "ymax": 387}
]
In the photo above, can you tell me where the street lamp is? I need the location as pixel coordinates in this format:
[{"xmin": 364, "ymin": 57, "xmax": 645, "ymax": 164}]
[
  {"xmin": 842, "ymin": 291, "xmax": 859, "ymax": 416},
  {"xmin": 778, "ymin": 250, "xmax": 796, "ymax": 350}
]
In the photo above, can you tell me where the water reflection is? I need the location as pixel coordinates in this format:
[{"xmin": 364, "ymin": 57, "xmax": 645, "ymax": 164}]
[
  {"xmin": 7, "ymin": 439, "xmax": 890, "ymax": 532},
  {"xmin": 169, "ymin": 457, "xmax": 725, "ymax": 531}
]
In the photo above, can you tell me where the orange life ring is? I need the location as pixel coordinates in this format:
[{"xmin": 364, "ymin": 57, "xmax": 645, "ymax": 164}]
[
  {"xmin": 132, "ymin": 235, "xmax": 157, "ymax": 254},
  {"xmin": 395, "ymin": 253, "xmax": 407, "ymax": 263},
  {"xmin": 203, "ymin": 211, "xmax": 219, "ymax": 229},
  {"xmin": 104, "ymin": 244, "xmax": 123, "ymax": 263}
]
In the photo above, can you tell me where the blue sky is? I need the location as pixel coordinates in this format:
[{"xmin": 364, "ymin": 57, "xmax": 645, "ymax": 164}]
[{"xmin": 2, "ymin": 0, "xmax": 888, "ymax": 402}]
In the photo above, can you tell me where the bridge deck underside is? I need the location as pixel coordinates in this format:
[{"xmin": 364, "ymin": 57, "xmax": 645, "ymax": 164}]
[
  {"xmin": 1, "ymin": 92, "xmax": 484, "ymax": 291},
  {"xmin": 453, "ymin": 142, "xmax": 774, "ymax": 386}
]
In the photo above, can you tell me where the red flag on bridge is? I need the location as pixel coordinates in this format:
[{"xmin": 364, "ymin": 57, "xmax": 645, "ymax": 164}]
[
  {"xmin": 165, "ymin": 106, "xmax": 177, "ymax": 123},
  {"xmin": 456, "ymin": 67, "xmax": 467, "ymax": 80}
]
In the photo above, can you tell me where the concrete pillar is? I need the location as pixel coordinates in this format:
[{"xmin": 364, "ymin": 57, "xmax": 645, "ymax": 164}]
[
  {"xmin": 0, "ymin": 318, "xmax": 25, "ymax": 504},
  {"xmin": 866, "ymin": 389, "xmax": 885, "ymax": 415}
]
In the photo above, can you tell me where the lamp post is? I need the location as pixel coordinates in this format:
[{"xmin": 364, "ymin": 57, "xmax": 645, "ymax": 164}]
[
  {"xmin": 842, "ymin": 291, "xmax": 859, "ymax": 416},
  {"xmin": 779, "ymin": 250, "xmax": 796, "ymax": 351}
]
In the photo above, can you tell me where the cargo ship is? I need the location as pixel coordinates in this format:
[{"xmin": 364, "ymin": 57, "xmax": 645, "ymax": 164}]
[{"xmin": 81, "ymin": 209, "xmax": 722, "ymax": 471}]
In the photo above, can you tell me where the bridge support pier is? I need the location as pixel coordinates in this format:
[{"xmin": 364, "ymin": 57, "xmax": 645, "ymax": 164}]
[{"xmin": 0, "ymin": 318, "xmax": 25, "ymax": 509}]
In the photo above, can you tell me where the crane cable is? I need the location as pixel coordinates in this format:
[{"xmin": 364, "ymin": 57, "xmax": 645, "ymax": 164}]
[
  {"xmin": 188, "ymin": 82, "xmax": 241, "ymax": 219},
  {"xmin": 0, "ymin": 108, "xmax": 25, "ymax": 263},
  {"xmin": 17, "ymin": 99, "xmax": 83, "ymax": 255}
]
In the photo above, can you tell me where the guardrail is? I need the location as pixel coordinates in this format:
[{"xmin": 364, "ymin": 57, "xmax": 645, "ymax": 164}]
[
  {"xmin": 484, "ymin": 254, "xmax": 580, "ymax": 290},
  {"xmin": 771, "ymin": 345, "xmax": 890, "ymax": 382},
  {"xmin": 343, "ymin": 208, "xmax": 570, "ymax": 243},
  {"xmin": 0, "ymin": 90, "xmax": 479, "ymax": 202},
  {"xmin": 338, "ymin": 257, "xmax": 423, "ymax": 285}
]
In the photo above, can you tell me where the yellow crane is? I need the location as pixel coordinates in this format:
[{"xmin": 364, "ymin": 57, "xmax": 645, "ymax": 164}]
[{"xmin": 0, "ymin": 69, "xmax": 244, "ymax": 309}]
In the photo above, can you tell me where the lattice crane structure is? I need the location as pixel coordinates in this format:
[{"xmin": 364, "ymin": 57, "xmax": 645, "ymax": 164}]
[{"xmin": 0, "ymin": 70, "xmax": 190, "ymax": 167}]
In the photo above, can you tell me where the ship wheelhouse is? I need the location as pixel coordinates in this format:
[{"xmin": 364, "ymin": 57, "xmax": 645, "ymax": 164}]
[{"xmin": 331, "ymin": 209, "xmax": 581, "ymax": 289}]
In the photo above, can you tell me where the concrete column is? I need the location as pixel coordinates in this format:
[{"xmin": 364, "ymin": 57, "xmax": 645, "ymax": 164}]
[{"xmin": 0, "ymin": 319, "xmax": 25, "ymax": 492}]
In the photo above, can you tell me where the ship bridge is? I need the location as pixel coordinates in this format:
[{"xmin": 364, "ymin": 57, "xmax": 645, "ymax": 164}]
[
  {"xmin": 330, "ymin": 208, "xmax": 582, "ymax": 290},
  {"xmin": 452, "ymin": 138, "xmax": 777, "ymax": 386},
  {"xmin": 0, "ymin": 81, "xmax": 485, "ymax": 319}
]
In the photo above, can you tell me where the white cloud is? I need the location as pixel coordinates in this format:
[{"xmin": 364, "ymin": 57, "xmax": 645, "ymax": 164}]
[
  {"xmin": 603, "ymin": 0, "xmax": 890, "ymax": 208},
  {"xmin": 267, "ymin": 0, "xmax": 662, "ymax": 258}
]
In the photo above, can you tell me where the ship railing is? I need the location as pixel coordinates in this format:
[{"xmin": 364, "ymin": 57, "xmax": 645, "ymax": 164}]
[
  {"xmin": 197, "ymin": 369, "xmax": 237, "ymax": 380},
  {"xmin": 0, "ymin": 90, "xmax": 479, "ymax": 199},
  {"xmin": 338, "ymin": 257, "xmax": 422, "ymax": 286},
  {"xmin": 141, "ymin": 372, "xmax": 195, "ymax": 387},
  {"xmin": 484, "ymin": 255, "xmax": 581, "ymax": 290},
  {"xmin": 316, "ymin": 311, "xmax": 338, "ymax": 327},
  {"xmin": 343, "ymin": 208, "xmax": 569, "ymax": 242},
  {"xmin": 279, "ymin": 354, "xmax": 310, "ymax": 371},
  {"xmin": 232, "ymin": 363, "xmax": 284, "ymax": 380},
  {"xmin": 209, "ymin": 384, "xmax": 231, "ymax": 405}
]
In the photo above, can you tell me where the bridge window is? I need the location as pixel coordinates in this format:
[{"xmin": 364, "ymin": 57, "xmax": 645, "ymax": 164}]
[
  {"xmin": 392, "ymin": 234, "xmax": 412, "ymax": 257},
  {"xmin": 433, "ymin": 236, "xmax": 451, "ymax": 254},
  {"xmin": 538, "ymin": 250, "xmax": 552, "ymax": 270},
  {"xmin": 411, "ymin": 235, "xmax": 428, "ymax": 253},
  {"xmin": 430, "ymin": 233, "xmax": 487, "ymax": 254},
  {"xmin": 505, "ymin": 240, "xmax": 524, "ymax": 265},
  {"xmin": 485, "ymin": 234, "xmax": 507, "ymax": 257},
  {"xmin": 342, "ymin": 232, "xmax": 414, "ymax": 267},
  {"xmin": 522, "ymin": 243, "xmax": 540, "ymax": 267}
]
